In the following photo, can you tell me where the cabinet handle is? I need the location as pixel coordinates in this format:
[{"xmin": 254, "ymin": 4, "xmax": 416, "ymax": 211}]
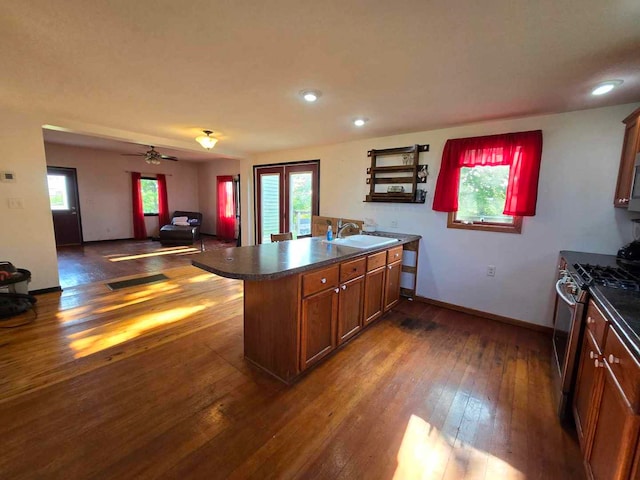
[
  {"xmin": 341, "ymin": 285, "xmax": 347, "ymax": 290},
  {"xmin": 395, "ymin": 253, "xmax": 399, "ymax": 258},
  {"xmin": 587, "ymin": 316, "xmax": 594, "ymax": 324},
  {"xmin": 589, "ymin": 351, "xmax": 595, "ymax": 359},
  {"xmin": 334, "ymin": 288, "xmax": 339, "ymax": 293},
  {"xmin": 608, "ymin": 354, "xmax": 620, "ymax": 364},
  {"xmin": 321, "ymin": 278, "xmax": 327, "ymax": 284},
  {"xmin": 594, "ymin": 359, "xmax": 605, "ymax": 368},
  {"xmin": 388, "ymin": 265, "xmax": 393, "ymax": 270}
]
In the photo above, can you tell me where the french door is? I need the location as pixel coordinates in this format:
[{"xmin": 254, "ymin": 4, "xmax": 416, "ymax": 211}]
[
  {"xmin": 47, "ymin": 166, "xmax": 83, "ymax": 246},
  {"xmin": 255, "ymin": 161, "xmax": 319, "ymax": 244}
]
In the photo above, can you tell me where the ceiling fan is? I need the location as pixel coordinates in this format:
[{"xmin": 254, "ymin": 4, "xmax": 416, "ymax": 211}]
[{"xmin": 122, "ymin": 146, "xmax": 178, "ymax": 165}]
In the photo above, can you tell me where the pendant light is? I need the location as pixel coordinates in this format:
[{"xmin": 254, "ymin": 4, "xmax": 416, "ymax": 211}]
[{"xmin": 196, "ymin": 130, "xmax": 218, "ymax": 150}]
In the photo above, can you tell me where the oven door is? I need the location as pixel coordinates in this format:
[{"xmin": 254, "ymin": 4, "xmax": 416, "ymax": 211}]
[{"xmin": 552, "ymin": 277, "xmax": 585, "ymax": 419}]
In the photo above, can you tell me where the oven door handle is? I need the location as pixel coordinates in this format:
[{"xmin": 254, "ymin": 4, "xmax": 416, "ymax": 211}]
[{"xmin": 555, "ymin": 279, "xmax": 576, "ymax": 308}]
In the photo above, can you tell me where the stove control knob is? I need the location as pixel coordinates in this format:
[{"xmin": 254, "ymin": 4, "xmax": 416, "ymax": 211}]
[
  {"xmin": 570, "ymin": 285, "xmax": 578, "ymax": 295},
  {"xmin": 594, "ymin": 359, "xmax": 605, "ymax": 368},
  {"xmin": 608, "ymin": 354, "xmax": 620, "ymax": 364},
  {"xmin": 587, "ymin": 317, "xmax": 594, "ymax": 325},
  {"xmin": 589, "ymin": 351, "xmax": 596, "ymax": 359}
]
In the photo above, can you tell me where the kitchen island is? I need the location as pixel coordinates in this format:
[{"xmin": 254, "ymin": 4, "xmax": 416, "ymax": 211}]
[{"xmin": 192, "ymin": 233, "xmax": 420, "ymax": 383}]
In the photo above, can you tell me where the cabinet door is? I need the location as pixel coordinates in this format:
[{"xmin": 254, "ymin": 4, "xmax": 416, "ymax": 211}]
[
  {"xmin": 383, "ymin": 260, "xmax": 402, "ymax": 312},
  {"xmin": 364, "ymin": 266, "xmax": 385, "ymax": 325},
  {"xmin": 615, "ymin": 112, "xmax": 640, "ymax": 207},
  {"xmin": 300, "ymin": 287, "xmax": 339, "ymax": 370},
  {"xmin": 573, "ymin": 330, "xmax": 603, "ymax": 455},
  {"xmin": 587, "ymin": 366, "xmax": 640, "ymax": 480},
  {"xmin": 337, "ymin": 276, "xmax": 364, "ymax": 344}
]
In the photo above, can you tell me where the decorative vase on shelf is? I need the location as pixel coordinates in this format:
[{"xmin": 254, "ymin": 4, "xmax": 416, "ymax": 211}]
[{"xmin": 402, "ymin": 153, "xmax": 412, "ymax": 165}]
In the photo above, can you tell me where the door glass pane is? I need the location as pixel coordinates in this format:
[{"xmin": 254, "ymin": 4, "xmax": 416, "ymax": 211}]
[
  {"xmin": 47, "ymin": 174, "xmax": 70, "ymax": 210},
  {"xmin": 289, "ymin": 172, "xmax": 312, "ymax": 237},
  {"xmin": 260, "ymin": 174, "xmax": 280, "ymax": 243}
]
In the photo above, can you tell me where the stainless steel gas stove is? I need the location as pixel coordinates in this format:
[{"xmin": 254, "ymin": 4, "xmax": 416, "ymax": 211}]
[{"xmin": 552, "ymin": 257, "xmax": 640, "ymax": 419}]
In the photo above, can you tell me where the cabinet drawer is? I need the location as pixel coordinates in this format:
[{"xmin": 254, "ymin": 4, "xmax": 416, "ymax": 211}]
[
  {"xmin": 604, "ymin": 326, "xmax": 640, "ymax": 412},
  {"xmin": 340, "ymin": 257, "xmax": 366, "ymax": 283},
  {"xmin": 586, "ymin": 301, "xmax": 609, "ymax": 350},
  {"xmin": 367, "ymin": 251, "xmax": 387, "ymax": 272},
  {"xmin": 387, "ymin": 246, "xmax": 403, "ymax": 264},
  {"xmin": 302, "ymin": 265, "xmax": 339, "ymax": 298}
]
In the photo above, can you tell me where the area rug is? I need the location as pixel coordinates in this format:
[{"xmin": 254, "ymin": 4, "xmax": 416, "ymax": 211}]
[{"xmin": 106, "ymin": 273, "xmax": 169, "ymax": 291}]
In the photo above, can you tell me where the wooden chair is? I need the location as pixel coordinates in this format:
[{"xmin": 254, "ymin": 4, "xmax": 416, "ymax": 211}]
[{"xmin": 270, "ymin": 232, "xmax": 293, "ymax": 243}]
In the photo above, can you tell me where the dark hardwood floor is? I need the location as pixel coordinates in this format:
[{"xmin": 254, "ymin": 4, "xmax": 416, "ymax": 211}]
[
  {"xmin": 0, "ymin": 265, "xmax": 584, "ymax": 479},
  {"xmin": 56, "ymin": 237, "xmax": 236, "ymax": 289}
]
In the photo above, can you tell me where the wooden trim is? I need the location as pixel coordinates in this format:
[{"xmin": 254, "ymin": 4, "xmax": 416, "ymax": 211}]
[
  {"xmin": 447, "ymin": 211, "xmax": 523, "ymax": 234},
  {"xmin": 622, "ymin": 106, "xmax": 640, "ymax": 125},
  {"xmin": 81, "ymin": 237, "xmax": 136, "ymax": 244},
  {"xmin": 414, "ymin": 295, "xmax": 553, "ymax": 335},
  {"xmin": 29, "ymin": 286, "xmax": 63, "ymax": 295}
]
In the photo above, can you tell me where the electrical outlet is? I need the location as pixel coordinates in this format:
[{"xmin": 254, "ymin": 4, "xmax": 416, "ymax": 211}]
[
  {"xmin": 8, "ymin": 198, "xmax": 23, "ymax": 209},
  {"xmin": 390, "ymin": 220, "xmax": 398, "ymax": 228},
  {"xmin": 487, "ymin": 265, "xmax": 496, "ymax": 277}
]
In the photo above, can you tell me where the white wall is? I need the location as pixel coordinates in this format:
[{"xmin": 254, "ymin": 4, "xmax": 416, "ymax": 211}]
[
  {"xmin": 0, "ymin": 109, "xmax": 59, "ymax": 290},
  {"xmin": 197, "ymin": 159, "xmax": 241, "ymax": 235},
  {"xmin": 242, "ymin": 103, "xmax": 640, "ymax": 327},
  {"xmin": 44, "ymin": 143, "xmax": 200, "ymax": 240}
]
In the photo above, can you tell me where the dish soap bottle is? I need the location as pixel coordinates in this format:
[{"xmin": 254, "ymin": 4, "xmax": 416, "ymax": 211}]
[{"xmin": 326, "ymin": 225, "xmax": 333, "ymax": 241}]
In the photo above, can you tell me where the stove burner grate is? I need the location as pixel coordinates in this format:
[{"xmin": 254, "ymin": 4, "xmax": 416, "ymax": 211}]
[{"xmin": 574, "ymin": 263, "xmax": 640, "ymax": 291}]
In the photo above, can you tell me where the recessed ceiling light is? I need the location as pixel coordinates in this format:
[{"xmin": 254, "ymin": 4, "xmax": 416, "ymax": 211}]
[
  {"xmin": 353, "ymin": 118, "xmax": 368, "ymax": 127},
  {"xmin": 300, "ymin": 90, "xmax": 321, "ymax": 102},
  {"xmin": 591, "ymin": 80, "xmax": 623, "ymax": 96}
]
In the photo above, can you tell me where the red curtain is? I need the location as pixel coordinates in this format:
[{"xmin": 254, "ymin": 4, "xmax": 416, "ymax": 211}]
[
  {"xmin": 217, "ymin": 176, "xmax": 236, "ymax": 239},
  {"xmin": 433, "ymin": 130, "xmax": 543, "ymax": 216},
  {"xmin": 157, "ymin": 174, "xmax": 170, "ymax": 227},
  {"xmin": 131, "ymin": 172, "xmax": 147, "ymax": 240}
]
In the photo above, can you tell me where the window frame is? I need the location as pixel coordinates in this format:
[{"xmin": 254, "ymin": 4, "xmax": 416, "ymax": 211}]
[
  {"xmin": 140, "ymin": 176, "xmax": 159, "ymax": 217},
  {"xmin": 447, "ymin": 211, "xmax": 522, "ymax": 234}
]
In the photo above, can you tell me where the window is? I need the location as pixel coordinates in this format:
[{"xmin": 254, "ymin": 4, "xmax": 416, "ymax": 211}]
[
  {"xmin": 140, "ymin": 178, "xmax": 159, "ymax": 215},
  {"xmin": 433, "ymin": 130, "xmax": 542, "ymax": 234},
  {"xmin": 255, "ymin": 161, "xmax": 319, "ymax": 243},
  {"xmin": 47, "ymin": 174, "xmax": 70, "ymax": 210}
]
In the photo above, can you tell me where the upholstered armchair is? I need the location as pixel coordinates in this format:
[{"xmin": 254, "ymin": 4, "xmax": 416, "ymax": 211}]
[{"xmin": 159, "ymin": 211, "xmax": 203, "ymax": 248}]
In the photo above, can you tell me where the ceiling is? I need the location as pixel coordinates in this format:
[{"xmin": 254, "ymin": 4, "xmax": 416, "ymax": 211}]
[{"xmin": 2, "ymin": 0, "xmax": 639, "ymax": 158}]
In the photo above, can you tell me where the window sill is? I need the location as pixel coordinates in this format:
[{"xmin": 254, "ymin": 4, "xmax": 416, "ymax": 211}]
[{"xmin": 447, "ymin": 212, "xmax": 522, "ymax": 234}]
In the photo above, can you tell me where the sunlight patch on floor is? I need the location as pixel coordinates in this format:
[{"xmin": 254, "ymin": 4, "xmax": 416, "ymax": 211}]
[
  {"xmin": 187, "ymin": 273, "xmax": 217, "ymax": 284},
  {"xmin": 394, "ymin": 414, "xmax": 524, "ymax": 480},
  {"xmin": 67, "ymin": 303, "xmax": 212, "ymax": 358},
  {"xmin": 108, "ymin": 248, "xmax": 199, "ymax": 262}
]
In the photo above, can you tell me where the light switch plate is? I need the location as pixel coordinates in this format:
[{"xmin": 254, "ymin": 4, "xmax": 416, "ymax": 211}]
[{"xmin": 1, "ymin": 171, "xmax": 16, "ymax": 182}]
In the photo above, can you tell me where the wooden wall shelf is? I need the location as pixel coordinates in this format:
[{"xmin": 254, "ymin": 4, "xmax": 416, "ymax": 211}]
[{"xmin": 364, "ymin": 144, "xmax": 428, "ymax": 203}]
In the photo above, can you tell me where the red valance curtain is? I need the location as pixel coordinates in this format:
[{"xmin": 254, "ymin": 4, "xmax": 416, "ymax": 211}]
[
  {"xmin": 217, "ymin": 175, "xmax": 236, "ymax": 239},
  {"xmin": 157, "ymin": 174, "xmax": 170, "ymax": 227},
  {"xmin": 131, "ymin": 172, "xmax": 147, "ymax": 240},
  {"xmin": 433, "ymin": 130, "xmax": 543, "ymax": 216}
]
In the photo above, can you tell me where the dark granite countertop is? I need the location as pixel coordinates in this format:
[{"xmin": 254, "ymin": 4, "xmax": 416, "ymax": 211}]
[
  {"xmin": 192, "ymin": 233, "xmax": 421, "ymax": 281},
  {"xmin": 560, "ymin": 250, "xmax": 640, "ymax": 359}
]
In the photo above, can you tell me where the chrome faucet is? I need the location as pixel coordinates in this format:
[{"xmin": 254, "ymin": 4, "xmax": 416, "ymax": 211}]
[{"xmin": 337, "ymin": 222, "xmax": 360, "ymax": 238}]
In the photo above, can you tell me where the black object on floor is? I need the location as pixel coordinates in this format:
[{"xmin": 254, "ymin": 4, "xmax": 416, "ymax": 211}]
[{"xmin": 106, "ymin": 273, "xmax": 169, "ymax": 291}]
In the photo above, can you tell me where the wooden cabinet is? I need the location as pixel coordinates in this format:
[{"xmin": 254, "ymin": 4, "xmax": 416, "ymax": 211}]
[
  {"xmin": 573, "ymin": 299, "xmax": 640, "ymax": 480},
  {"xmin": 300, "ymin": 285, "xmax": 339, "ymax": 370},
  {"xmin": 337, "ymin": 276, "xmax": 364, "ymax": 344},
  {"xmin": 246, "ymin": 241, "xmax": 419, "ymax": 382},
  {"xmin": 573, "ymin": 330, "xmax": 603, "ymax": 454},
  {"xmin": 363, "ymin": 251, "xmax": 386, "ymax": 325},
  {"xmin": 588, "ymin": 365, "xmax": 640, "ymax": 480},
  {"xmin": 384, "ymin": 260, "xmax": 402, "ymax": 312},
  {"xmin": 614, "ymin": 107, "xmax": 640, "ymax": 208}
]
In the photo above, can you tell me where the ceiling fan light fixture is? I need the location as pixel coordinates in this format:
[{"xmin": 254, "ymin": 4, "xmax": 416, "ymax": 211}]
[{"xmin": 196, "ymin": 130, "xmax": 218, "ymax": 150}]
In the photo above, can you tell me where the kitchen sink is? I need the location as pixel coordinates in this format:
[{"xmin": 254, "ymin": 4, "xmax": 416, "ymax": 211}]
[{"xmin": 323, "ymin": 234, "xmax": 399, "ymax": 249}]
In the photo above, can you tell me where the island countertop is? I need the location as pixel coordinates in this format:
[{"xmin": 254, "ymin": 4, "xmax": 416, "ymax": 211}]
[{"xmin": 191, "ymin": 233, "xmax": 421, "ymax": 281}]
